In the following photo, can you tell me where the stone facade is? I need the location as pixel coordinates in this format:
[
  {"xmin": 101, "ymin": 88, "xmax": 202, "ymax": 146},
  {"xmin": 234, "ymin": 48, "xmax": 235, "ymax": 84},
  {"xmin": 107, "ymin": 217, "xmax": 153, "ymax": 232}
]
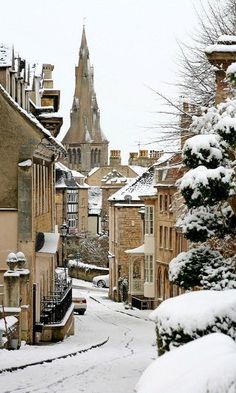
[
  {"xmin": 0, "ymin": 45, "xmax": 73, "ymax": 345},
  {"xmin": 109, "ymin": 203, "xmax": 144, "ymax": 302},
  {"xmin": 205, "ymin": 36, "xmax": 236, "ymax": 104}
]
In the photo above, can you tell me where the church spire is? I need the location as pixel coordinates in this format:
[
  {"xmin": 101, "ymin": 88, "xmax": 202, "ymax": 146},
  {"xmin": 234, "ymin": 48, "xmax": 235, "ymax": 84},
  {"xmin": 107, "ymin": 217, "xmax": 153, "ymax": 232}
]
[
  {"xmin": 79, "ymin": 25, "xmax": 89, "ymax": 60},
  {"xmin": 62, "ymin": 26, "xmax": 108, "ymax": 174}
]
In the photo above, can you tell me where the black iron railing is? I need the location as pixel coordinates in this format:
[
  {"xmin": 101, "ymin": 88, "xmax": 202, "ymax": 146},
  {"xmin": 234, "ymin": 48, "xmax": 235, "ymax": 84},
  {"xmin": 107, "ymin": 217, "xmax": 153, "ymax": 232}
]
[
  {"xmin": 40, "ymin": 278, "xmax": 72, "ymax": 325},
  {"xmin": 131, "ymin": 296, "xmax": 153, "ymax": 310}
]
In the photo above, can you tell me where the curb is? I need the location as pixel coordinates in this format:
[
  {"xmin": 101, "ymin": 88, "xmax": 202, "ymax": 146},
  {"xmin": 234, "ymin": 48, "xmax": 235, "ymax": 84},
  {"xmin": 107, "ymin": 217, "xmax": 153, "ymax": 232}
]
[
  {"xmin": 0, "ymin": 336, "xmax": 109, "ymax": 374},
  {"xmin": 89, "ymin": 295, "xmax": 151, "ymax": 322}
]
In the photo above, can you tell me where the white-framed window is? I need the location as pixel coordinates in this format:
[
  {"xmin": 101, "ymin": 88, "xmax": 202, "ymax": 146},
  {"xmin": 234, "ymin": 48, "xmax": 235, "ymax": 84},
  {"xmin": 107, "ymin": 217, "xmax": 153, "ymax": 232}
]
[
  {"xmin": 68, "ymin": 214, "xmax": 77, "ymax": 229},
  {"xmin": 67, "ymin": 190, "xmax": 78, "ymax": 203},
  {"xmin": 67, "ymin": 204, "xmax": 77, "ymax": 213},
  {"xmin": 145, "ymin": 206, "xmax": 154, "ymax": 235},
  {"xmin": 145, "ymin": 254, "xmax": 154, "ymax": 283}
]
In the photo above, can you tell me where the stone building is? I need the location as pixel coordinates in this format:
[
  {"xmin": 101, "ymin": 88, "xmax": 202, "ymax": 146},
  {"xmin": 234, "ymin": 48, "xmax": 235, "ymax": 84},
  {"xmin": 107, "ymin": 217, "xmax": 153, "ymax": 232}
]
[
  {"xmin": 0, "ymin": 45, "xmax": 74, "ymax": 345},
  {"xmin": 128, "ymin": 149, "xmax": 164, "ymax": 167},
  {"xmin": 109, "ymin": 153, "xmax": 187, "ymax": 308},
  {"xmin": 62, "ymin": 26, "xmax": 109, "ymax": 175},
  {"xmin": 205, "ymin": 35, "xmax": 236, "ymax": 104},
  {"xmin": 55, "ymin": 162, "xmax": 89, "ymax": 237},
  {"xmin": 153, "ymin": 153, "xmax": 187, "ymax": 304},
  {"xmin": 108, "ymin": 168, "xmax": 151, "ymax": 302}
]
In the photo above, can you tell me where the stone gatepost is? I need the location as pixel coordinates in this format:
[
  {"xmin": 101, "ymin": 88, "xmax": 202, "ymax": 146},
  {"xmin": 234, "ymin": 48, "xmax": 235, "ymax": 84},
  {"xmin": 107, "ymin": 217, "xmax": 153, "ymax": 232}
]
[
  {"xmin": 16, "ymin": 251, "xmax": 30, "ymax": 342},
  {"xmin": 4, "ymin": 253, "xmax": 20, "ymax": 307},
  {"xmin": 3, "ymin": 253, "xmax": 21, "ymax": 348}
]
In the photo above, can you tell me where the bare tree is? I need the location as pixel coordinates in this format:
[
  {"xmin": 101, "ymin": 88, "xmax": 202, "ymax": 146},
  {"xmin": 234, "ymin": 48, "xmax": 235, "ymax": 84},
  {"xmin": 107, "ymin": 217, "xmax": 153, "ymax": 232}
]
[
  {"xmin": 177, "ymin": 0, "xmax": 236, "ymax": 107},
  {"xmin": 147, "ymin": 0, "xmax": 236, "ymax": 147}
]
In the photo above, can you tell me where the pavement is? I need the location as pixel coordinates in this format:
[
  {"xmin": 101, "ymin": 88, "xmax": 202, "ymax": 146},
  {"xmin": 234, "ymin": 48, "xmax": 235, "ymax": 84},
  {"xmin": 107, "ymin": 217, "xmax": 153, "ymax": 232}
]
[{"xmin": 0, "ymin": 282, "xmax": 153, "ymax": 374}]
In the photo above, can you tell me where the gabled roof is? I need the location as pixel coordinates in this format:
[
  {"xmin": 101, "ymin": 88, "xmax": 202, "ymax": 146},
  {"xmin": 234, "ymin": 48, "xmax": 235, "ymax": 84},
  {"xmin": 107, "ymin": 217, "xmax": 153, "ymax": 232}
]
[
  {"xmin": 0, "ymin": 84, "xmax": 65, "ymax": 155},
  {"xmin": 154, "ymin": 152, "xmax": 184, "ymax": 187},
  {"xmin": 108, "ymin": 166, "xmax": 155, "ymax": 202},
  {"xmin": 108, "ymin": 152, "xmax": 178, "ymax": 202},
  {"xmin": 55, "ymin": 162, "xmax": 78, "ymax": 189}
]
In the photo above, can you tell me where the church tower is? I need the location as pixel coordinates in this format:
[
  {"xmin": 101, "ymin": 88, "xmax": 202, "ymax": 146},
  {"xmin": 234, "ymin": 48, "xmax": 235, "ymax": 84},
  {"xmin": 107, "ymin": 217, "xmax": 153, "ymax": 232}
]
[{"xmin": 62, "ymin": 26, "xmax": 109, "ymax": 175}]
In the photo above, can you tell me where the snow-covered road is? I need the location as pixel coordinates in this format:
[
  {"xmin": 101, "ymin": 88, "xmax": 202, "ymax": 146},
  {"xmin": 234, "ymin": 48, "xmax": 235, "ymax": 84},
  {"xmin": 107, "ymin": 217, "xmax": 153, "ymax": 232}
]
[{"xmin": 0, "ymin": 282, "xmax": 156, "ymax": 393}]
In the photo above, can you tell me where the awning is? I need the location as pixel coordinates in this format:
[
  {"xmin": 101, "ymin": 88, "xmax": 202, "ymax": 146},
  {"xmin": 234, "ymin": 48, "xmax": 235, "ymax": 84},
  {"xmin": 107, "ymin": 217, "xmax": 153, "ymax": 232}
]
[
  {"xmin": 125, "ymin": 244, "xmax": 144, "ymax": 254},
  {"xmin": 36, "ymin": 232, "xmax": 60, "ymax": 254}
]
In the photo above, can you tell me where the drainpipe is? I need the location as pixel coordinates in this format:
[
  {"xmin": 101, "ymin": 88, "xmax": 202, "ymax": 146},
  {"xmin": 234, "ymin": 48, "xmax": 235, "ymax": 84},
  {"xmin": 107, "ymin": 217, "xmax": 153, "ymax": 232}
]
[{"xmin": 32, "ymin": 283, "xmax": 36, "ymax": 345}]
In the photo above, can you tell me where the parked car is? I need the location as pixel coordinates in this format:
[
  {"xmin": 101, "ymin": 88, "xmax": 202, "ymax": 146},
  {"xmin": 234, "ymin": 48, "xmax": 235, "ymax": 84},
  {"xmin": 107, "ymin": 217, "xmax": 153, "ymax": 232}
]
[
  {"xmin": 92, "ymin": 274, "xmax": 109, "ymax": 288},
  {"xmin": 72, "ymin": 292, "xmax": 87, "ymax": 315}
]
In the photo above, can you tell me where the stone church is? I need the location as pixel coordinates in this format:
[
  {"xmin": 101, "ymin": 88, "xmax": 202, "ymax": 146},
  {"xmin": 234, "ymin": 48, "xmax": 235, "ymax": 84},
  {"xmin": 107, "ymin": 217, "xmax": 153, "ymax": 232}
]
[{"xmin": 63, "ymin": 26, "xmax": 109, "ymax": 175}]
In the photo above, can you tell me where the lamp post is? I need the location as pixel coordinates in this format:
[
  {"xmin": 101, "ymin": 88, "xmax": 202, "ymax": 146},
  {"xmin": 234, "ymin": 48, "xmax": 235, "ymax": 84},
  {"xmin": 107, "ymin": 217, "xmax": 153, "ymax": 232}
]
[{"xmin": 60, "ymin": 221, "xmax": 69, "ymax": 282}]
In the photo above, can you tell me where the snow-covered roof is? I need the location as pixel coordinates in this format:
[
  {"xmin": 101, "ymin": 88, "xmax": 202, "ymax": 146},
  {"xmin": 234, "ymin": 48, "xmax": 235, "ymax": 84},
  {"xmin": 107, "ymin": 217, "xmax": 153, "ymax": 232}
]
[
  {"xmin": 153, "ymin": 152, "xmax": 174, "ymax": 166},
  {"xmin": 0, "ymin": 44, "xmax": 11, "ymax": 67},
  {"xmin": 36, "ymin": 232, "xmax": 60, "ymax": 254},
  {"xmin": 55, "ymin": 164, "xmax": 79, "ymax": 189},
  {"xmin": 125, "ymin": 244, "xmax": 144, "ymax": 254},
  {"xmin": 109, "ymin": 165, "xmax": 156, "ymax": 202},
  {"xmin": 88, "ymin": 186, "xmax": 102, "ymax": 215},
  {"xmin": 101, "ymin": 169, "xmax": 129, "ymax": 185},
  {"xmin": 71, "ymin": 169, "xmax": 85, "ymax": 179},
  {"xmin": 128, "ymin": 165, "xmax": 147, "ymax": 177},
  {"xmin": 38, "ymin": 112, "xmax": 62, "ymax": 118},
  {"xmin": 87, "ymin": 167, "xmax": 99, "ymax": 177},
  {"xmin": 136, "ymin": 333, "xmax": 236, "ymax": 393}
]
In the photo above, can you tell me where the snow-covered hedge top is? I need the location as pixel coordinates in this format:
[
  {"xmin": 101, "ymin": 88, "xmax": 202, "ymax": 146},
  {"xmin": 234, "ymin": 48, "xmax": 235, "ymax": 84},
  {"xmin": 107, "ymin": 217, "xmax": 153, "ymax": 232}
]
[
  {"xmin": 68, "ymin": 259, "xmax": 109, "ymax": 271},
  {"xmin": 149, "ymin": 290, "xmax": 236, "ymax": 334},
  {"xmin": 135, "ymin": 333, "xmax": 236, "ymax": 393}
]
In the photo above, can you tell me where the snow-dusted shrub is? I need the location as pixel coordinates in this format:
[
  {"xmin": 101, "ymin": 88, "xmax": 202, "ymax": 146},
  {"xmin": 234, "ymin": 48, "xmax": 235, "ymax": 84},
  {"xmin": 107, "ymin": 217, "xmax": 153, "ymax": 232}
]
[
  {"xmin": 149, "ymin": 290, "xmax": 236, "ymax": 355},
  {"xmin": 178, "ymin": 205, "xmax": 236, "ymax": 242},
  {"xmin": 135, "ymin": 333, "xmax": 236, "ymax": 393},
  {"xmin": 201, "ymin": 256, "xmax": 236, "ymax": 290},
  {"xmin": 180, "ymin": 166, "xmax": 235, "ymax": 208},
  {"xmin": 182, "ymin": 134, "xmax": 224, "ymax": 169},
  {"xmin": 169, "ymin": 248, "xmax": 204, "ymax": 289},
  {"xmin": 216, "ymin": 115, "xmax": 236, "ymax": 147},
  {"xmin": 169, "ymin": 246, "xmax": 236, "ymax": 290}
]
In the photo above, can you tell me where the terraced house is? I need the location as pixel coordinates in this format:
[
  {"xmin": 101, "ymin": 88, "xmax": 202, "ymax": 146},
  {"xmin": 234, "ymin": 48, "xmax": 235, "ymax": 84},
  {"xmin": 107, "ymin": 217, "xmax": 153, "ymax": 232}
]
[{"xmin": 0, "ymin": 45, "xmax": 74, "ymax": 346}]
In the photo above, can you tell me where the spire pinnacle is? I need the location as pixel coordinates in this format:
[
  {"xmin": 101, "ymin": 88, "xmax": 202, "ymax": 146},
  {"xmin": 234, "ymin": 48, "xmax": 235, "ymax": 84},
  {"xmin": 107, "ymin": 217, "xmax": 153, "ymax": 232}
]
[{"xmin": 79, "ymin": 24, "xmax": 89, "ymax": 58}]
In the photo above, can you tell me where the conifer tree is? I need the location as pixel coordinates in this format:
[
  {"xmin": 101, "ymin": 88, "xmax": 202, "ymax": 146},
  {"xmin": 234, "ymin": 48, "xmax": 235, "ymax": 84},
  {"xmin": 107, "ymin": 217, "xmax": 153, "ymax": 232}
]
[{"xmin": 169, "ymin": 70, "xmax": 236, "ymax": 290}]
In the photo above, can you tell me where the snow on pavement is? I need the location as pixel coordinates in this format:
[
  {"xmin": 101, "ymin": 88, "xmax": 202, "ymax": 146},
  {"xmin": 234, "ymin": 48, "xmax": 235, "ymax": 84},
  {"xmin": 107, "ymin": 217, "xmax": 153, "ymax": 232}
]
[{"xmin": 0, "ymin": 279, "xmax": 156, "ymax": 393}]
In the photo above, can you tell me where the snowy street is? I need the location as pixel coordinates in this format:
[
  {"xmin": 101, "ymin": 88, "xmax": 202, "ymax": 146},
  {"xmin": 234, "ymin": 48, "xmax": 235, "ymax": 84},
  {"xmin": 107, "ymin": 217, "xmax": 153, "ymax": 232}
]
[{"xmin": 0, "ymin": 280, "xmax": 156, "ymax": 393}]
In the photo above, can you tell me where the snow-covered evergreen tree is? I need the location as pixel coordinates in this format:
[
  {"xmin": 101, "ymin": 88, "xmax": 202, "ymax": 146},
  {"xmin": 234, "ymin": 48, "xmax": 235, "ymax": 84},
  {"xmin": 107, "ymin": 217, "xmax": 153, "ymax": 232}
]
[{"xmin": 169, "ymin": 71, "xmax": 236, "ymax": 290}]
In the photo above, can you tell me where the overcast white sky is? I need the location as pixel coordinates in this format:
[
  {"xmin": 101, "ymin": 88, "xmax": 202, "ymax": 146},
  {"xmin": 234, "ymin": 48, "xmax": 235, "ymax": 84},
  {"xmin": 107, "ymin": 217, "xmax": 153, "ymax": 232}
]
[{"xmin": 1, "ymin": 0, "xmax": 209, "ymax": 163}]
